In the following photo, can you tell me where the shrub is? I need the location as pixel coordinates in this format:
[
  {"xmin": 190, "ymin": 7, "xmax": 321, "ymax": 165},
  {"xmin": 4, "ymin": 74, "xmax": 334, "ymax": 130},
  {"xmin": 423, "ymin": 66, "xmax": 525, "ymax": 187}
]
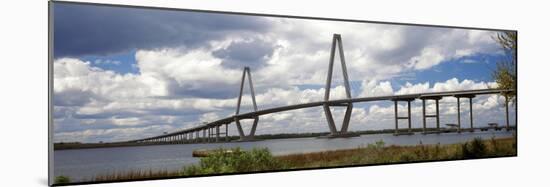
[
  {"xmin": 398, "ymin": 152, "xmax": 417, "ymax": 162},
  {"xmin": 182, "ymin": 148, "xmax": 283, "ymax": 175},
  {"xmin": 366, "ymin": 139, "xmax": 385, "ymax": 150},
  {"xmin": 54, "ymin": 176, "xmax": 70, "ymax": 184},
  {"xmin": 461, "ymin": 137, "xmax": 487, "ymax": 158}
]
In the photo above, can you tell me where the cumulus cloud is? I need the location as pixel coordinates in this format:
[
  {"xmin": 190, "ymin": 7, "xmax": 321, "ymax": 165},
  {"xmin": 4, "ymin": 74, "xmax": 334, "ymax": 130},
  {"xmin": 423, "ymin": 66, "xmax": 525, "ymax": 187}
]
[
  {"xmin": 213, "ymin": 37, "xmax": 280, "ymax": 69},
  {"xmin": 135, "ymin": 48, "xmax": 243, "ymax": 98},
  {"xmin": 359, "ymin": 80, "xmax": 394, "ymax": 97}
]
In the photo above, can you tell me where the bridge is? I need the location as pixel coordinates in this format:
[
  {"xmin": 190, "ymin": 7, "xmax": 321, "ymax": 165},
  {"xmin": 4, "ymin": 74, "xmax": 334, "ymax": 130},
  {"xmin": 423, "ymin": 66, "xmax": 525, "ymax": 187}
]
[{"xmin": 129, "ymin": 34, "xmax": 515, "ymax": 144}]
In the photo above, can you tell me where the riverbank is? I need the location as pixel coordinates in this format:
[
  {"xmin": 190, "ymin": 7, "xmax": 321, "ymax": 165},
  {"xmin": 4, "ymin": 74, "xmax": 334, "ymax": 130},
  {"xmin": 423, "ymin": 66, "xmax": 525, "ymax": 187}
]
[
  {"xmin": 277, "ymin": 137, "xmax": 516, "ymax": 169},
  {"xmin": 53, "ymin": 136, "xmax": 516, "ymax": 185}
]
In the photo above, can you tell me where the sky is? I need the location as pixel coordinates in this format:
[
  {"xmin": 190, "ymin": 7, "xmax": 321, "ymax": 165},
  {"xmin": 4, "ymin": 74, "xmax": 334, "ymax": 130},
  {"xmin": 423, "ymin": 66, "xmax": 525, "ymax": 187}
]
[{"xmin": 52, "ymin": 3, "xmax": 516, "ymax": 143}]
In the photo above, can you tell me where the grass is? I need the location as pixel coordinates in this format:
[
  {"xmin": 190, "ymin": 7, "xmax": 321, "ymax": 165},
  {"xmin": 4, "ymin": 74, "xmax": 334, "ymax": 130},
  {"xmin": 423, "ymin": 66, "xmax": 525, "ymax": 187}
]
[
  {"xmin": 57, "ymin": 136, "xmax": 516, "ymax": 184},
  {"xmin": 278, "ymin": 137, "xmax": 516, "ymax": 168},
  {"xmin": 93, "ymin": 169, "xmax": 181, "ymax": 182},
  {"xmin": 54, "ymin": 175, "xmax": 70, "ymax": 184}
]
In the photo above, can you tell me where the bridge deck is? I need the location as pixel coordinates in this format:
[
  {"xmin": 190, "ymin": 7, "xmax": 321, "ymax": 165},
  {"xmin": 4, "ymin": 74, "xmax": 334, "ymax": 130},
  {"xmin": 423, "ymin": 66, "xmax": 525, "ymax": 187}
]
[{"xmin": 132, "ymin": 88, "xmax": 512, "ymax": 141}]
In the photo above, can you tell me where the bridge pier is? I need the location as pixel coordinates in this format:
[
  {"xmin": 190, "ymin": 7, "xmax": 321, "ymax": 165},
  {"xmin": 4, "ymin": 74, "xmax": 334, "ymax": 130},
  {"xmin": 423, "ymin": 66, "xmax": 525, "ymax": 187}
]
[
  {"xmin": 419, "ymin": 96, "xmax": 442, "ymax": 134},
  {"xmin": 233, "ymin": 67, "xmax": 260, "ymax": 142},
  {"xmin": 392, "ymin": 97, "xmax": 415, "ymax": 136},
  {"xmin": 202, "ymin": 129, "xmax": 206, "ymax": 143},
  {"xmin": 195, "ymin": 129, "xmax": 200, "ymax": 143},
  {"xmin": 320, "ymin": 34, "xmax": 357, "ymax": 138},
  {"xmin": 234, "ymin": 117, "xmax": 259, "ymax": 141},
  {"xmin": 225, "ymin": 123, "xmax": 229, "ymax": 142},
  {"xmin": 455, "ymin": 94, "xmax": 475, "ymax": 133},
  {"xmin": 505, "ymin": 94, "xmax": 510, "ymax": 131},
  {"xmin": 457, "ymin": 97, "xmax": 461, "ymax": 133},
  {"xmin": 210, "ymin": 127, "xmax": 215, "ymax": 143},
  {"xmin": 208, "ymin": 127, "xmax": 211, "ymax": 143},
  {"xmin": 469, "ymin": 97, "xmax": 474, "ymax": 132},
  {"xmin": 216, "ymin": 125, "xmax": 220, "ymax": 142}
]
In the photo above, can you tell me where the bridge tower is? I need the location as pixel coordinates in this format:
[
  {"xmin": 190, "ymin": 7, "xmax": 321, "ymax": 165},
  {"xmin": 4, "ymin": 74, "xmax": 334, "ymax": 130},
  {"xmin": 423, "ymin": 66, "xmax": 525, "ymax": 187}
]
[
  {"xmin": 323, "ymin": 34, "xmax": 355, "ymax": 137},
  {"xmin": 234, "ymin": 67, "xmax": 259, "ymax": 141}
]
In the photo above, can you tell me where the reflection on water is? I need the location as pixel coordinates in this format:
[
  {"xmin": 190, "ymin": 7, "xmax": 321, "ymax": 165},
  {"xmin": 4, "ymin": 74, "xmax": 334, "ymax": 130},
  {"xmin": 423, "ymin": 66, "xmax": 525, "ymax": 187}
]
[{"xmin": 54, "ymin": 130, "xmax": 514, "ymax": 181}]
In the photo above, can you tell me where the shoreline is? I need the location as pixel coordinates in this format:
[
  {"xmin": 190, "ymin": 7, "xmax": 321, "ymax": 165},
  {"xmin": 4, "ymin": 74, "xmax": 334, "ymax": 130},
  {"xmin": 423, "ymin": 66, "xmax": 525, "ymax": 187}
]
[
  {"xmin": 54, "ymin": 136, "xmax": 516, "ymax": 184},
  {"xmin": 54, "ymin": 127, "xmax": 516, "ymax": 150}
]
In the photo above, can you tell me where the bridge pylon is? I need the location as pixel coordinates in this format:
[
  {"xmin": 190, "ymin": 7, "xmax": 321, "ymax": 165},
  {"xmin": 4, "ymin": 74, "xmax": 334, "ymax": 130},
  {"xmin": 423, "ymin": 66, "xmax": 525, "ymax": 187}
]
[
  {"xmin": 322, "ymin": 34, "xmax": 357, "ymax": 138},
  {"xmin": 234, "ymin": 67, "xmax": 259, "ymax": 141}
]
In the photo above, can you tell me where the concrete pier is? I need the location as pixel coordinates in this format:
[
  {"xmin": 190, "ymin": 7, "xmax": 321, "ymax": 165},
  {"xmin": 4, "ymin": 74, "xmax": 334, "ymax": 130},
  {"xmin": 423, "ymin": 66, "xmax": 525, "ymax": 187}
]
[
  {"xmin": 392, "ymin": 97, "xmax": 415, "ymax": 135},
  {"xmin": 321, "ymin": 34, "xmax": 355, "ymax": 138},
  {"xmin": 225, "ymin": 123, "xmax": 229, "ymax": 142},
  {"xmin": 455, "ymin": 94, "xmax": 475, "ymax": 133},
  {"xmin": 505, "ymin": 95, "xmax": 510, "ymax": 131},
  {"xmin": 419, "ymin": 96, "xmax": 442, "ymax": 134}
]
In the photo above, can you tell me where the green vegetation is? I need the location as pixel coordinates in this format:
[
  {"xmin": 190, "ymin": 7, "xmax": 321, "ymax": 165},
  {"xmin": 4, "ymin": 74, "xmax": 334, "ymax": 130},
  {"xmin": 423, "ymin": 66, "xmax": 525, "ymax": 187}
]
[
  {"xmin": 179, "ymin": 137, "xmax": 515, "ymax": 175},
  {"xmin": 54, "ymin": 175, "xmax": 71, "ymax": 184},
  {"xmin": 88, "ymin": 137, "xmax": 515, "ymax": 183},
  {"xmin": 492, "ymin": 31, "xmax": 517, "ymax": 104},
  {"xmin": 278, "ymin": 137, "xmax": 516, "ymax": 168},
  {"xmin": 181, "ymin": 148, "xmax": 282, "ymax": 175},
  {"xmin": 93, "ymin": 169, "xmax": 180, "ymax": 182}
]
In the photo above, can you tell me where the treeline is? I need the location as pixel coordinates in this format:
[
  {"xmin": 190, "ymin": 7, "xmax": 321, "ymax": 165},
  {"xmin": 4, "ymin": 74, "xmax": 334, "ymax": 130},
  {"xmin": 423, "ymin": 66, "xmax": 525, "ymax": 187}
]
[{"xmin": 54, "ymin": 127, "xmax": 472, "ymax": 150}]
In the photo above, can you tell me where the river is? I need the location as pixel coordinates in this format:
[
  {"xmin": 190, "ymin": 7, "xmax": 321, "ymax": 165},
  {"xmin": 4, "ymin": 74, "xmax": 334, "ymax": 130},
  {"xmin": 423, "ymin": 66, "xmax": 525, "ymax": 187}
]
[{"xmin": 54, "ymin": 130, "xmax": 515, "ymax": 182}]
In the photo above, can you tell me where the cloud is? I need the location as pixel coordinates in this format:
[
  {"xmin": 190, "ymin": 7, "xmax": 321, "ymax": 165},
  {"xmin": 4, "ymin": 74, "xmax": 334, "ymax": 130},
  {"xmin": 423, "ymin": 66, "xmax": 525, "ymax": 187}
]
[
  {"xmin": 53, "ymin": 3, "xmax": 272, "ymax": 57},
  {"xmin": 393, "ymin": 78, "xmax": 496, "ymax": 95},
  {"xmin": 408, "ymin": 47, "xmax": 445, "ymax": 70},
  {"xmin": 461, "ymin": 59, "xmax": 478, "ymax": 64},
  {"xmin": 52, "ymin": 5, "xmax": 508, "ymax": 142},
  {"xmin": 53, "ymin": 63, "xmax": 513, "ymax": 142},
  {"xmin": 213, "ymin": 37, "xmax": 280, "ymax": 69},
  {"xmin": 359, "ymin": 80, "xmax": 394, "ymax": 97},
  {"xmin": 135, "ymin": 48, "xmax": 243, "ymax": 98},
  {"xmin": 93, "ymin": 59, "xmax": 121, "ymax": 65}
]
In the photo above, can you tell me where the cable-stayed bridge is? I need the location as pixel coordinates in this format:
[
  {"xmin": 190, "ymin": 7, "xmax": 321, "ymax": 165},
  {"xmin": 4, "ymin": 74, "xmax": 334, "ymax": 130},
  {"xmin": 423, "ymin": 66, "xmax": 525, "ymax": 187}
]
[{"xmin": 129, "ymin": 34, "xmax": 515, "ymax": 144}]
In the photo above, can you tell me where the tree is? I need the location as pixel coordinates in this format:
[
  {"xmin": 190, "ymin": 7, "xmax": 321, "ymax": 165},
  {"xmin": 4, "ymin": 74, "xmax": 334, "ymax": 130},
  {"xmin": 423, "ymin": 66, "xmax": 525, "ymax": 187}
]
[{"xmin": 492, "ymin": 31, "xmax": 517, "ymax": 104}]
